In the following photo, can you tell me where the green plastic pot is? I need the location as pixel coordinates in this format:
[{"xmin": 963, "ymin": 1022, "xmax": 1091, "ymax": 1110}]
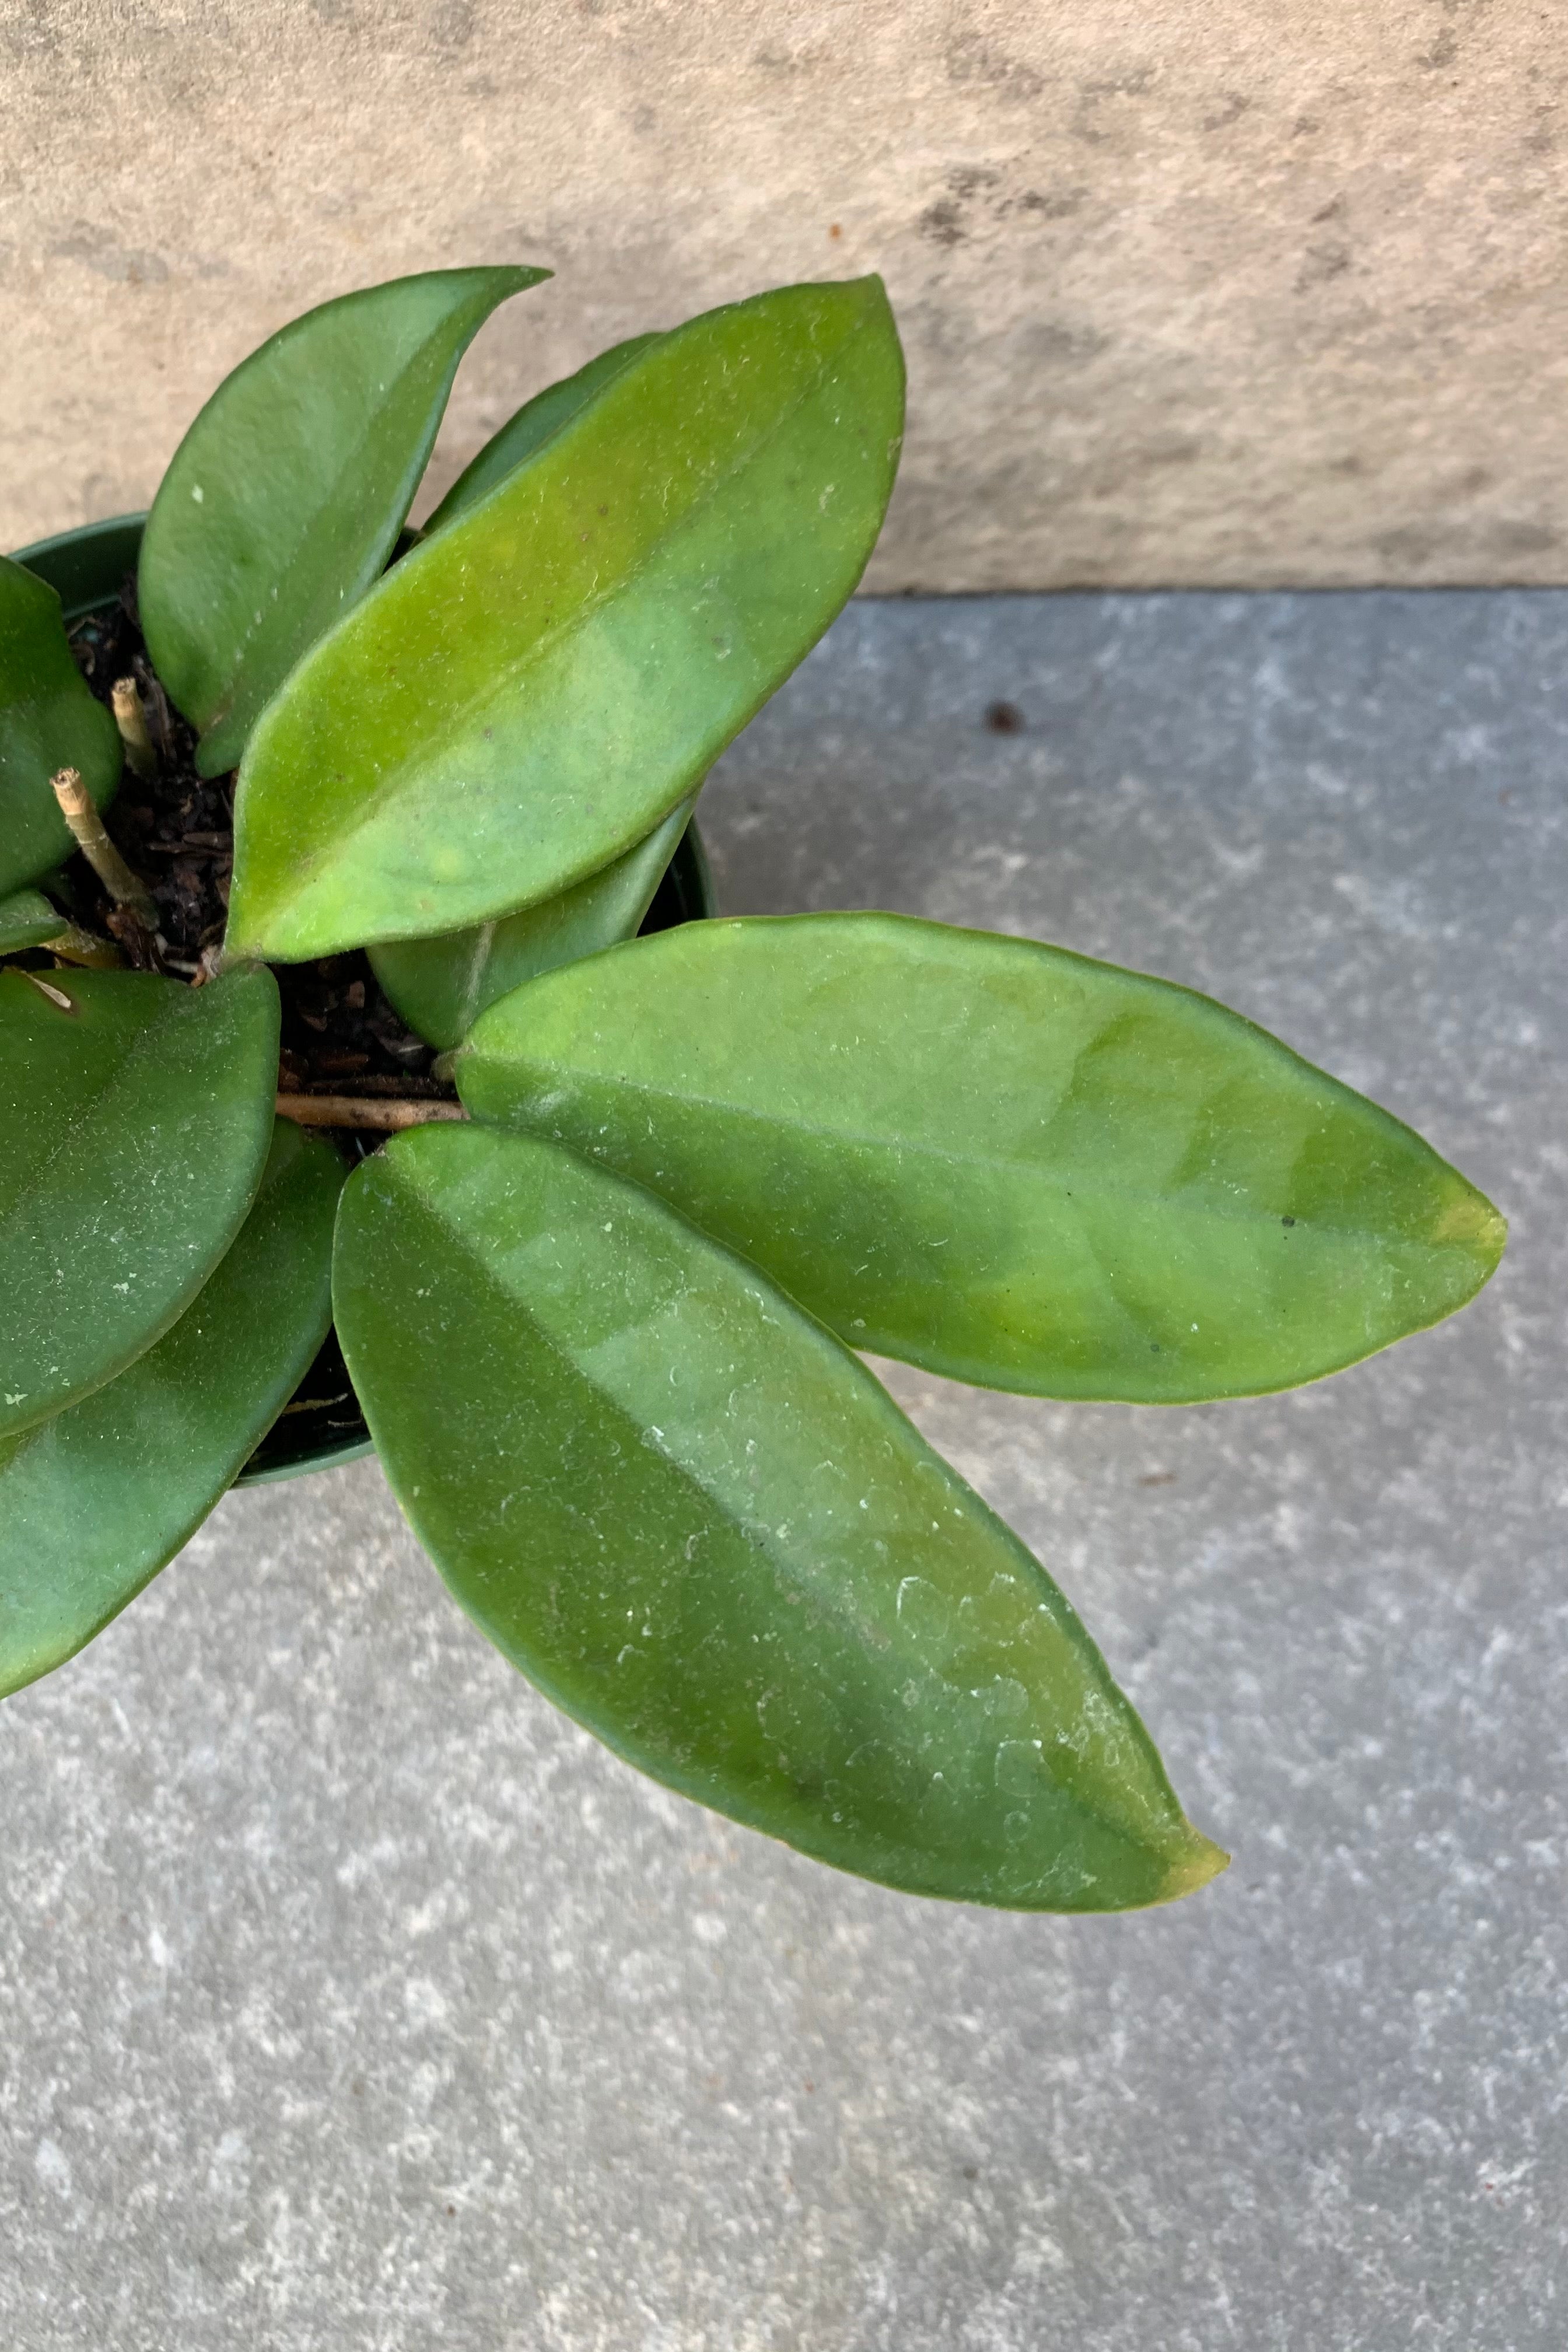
[{"xmin": 11, "ymin": 513, "xmax": 717, "ymax": 1484}]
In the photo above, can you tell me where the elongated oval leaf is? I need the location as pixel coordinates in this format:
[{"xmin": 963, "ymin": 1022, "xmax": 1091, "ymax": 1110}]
[
  {"xmin": 0, "ymin": 1121, "xmax": 341, "ymax": 1699},
  {"xmin": 333, "ymin": 1124, "xmax": 1225, "ymax": 1911},
  {"xmin": 139, "ymin": 265, "xmax": 548, "ymax": 777},
  {"xmin": 422, "ymin": 332, "xmax": 662, "ymax": 538},
  {"xmin": 457, "ymin": 914, "xmax": 1506, "ymax": 1404},
  {"xmin": 227, "ymin": 276, "xmax": 904, "ymax": 961},
  {"xmin": 0, "ymin": 554, "xmax": 121, "ymax": 896},
  {"xmin": 0, "ymin": 889, "xmax": 66, "ymax": 956},
  {"xmin": 0, "ymin": 964, "xmax": 279, "ymax": 1437},
  {"xmin": 368, "ymin": 799, "xmax": 695, "ymax": 1048}
]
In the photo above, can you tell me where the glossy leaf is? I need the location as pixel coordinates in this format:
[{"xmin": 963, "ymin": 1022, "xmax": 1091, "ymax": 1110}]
[
  {"xmin": 333, "ymin": 1124, "xmax": 1226, "ymax": 1911},
  {"xmin": 226, "ymin": 276, "xmax": 904, "ymax": 961},
  {"xmin": 0, "ymin": 964, "xmax": 278, "ymax": 1438},
  {"xmin": 0, "ymin": 1121, "xmax": 342, "ymax": 1699},
  {"xmin": 422, "ymin": 332, "xmax": 661, "ymax": 537},
  {"xmin": 0, "ymin": 554, "xmax": 121, "ymax": 895},
  {"xmin": 139, "ymin": 265, "xmax": 548, "ymax": 777},
  {"xmin": 0, "ymin": 889, "xmax": 65, "ymax": 956},
  {"xmin": 368, "ymin": 799, "xmax": 695, "ymax": 1048},
  {"xmin": 458, "ymin": 913, "xmax": 1507, "ymax": 1404}
]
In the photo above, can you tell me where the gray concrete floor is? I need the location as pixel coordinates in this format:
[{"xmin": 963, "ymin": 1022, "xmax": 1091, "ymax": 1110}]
[{"xmin": 3, "ymin": 591, "xmax": 1564, "ymax": 2350}]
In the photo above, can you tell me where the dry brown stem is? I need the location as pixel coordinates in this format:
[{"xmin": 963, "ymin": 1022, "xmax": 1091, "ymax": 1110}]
[
  {"xmin": 275, "ymin": 1094, "xmax": 469, "ymax": 1130},
  {"xmin": 110, "ymin": 677, "xmax": 159, "ymax": 782},
  {"xmin": 50, "ymin": 768, "xmax": 159, "ymax": 928}
]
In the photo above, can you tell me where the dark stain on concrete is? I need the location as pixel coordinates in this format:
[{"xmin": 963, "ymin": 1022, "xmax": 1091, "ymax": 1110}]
[
  {"xmin": 1018, "ymin": 187, "xmax": 1087, "ymax": 221},
  {"xmin": 918, "ymin": 199, "xmax": 968, "ymax": 250},
  {"xmin": 1202, "ymin": 91, "xmax": 1250, "ymax": 133},
  {"xmin": 50, "ymin": 226, "xmax": 168, "ymax": 286},
  {"xmin": 1073, "ymin": 67, "xmax": 1156, "ymax": 145},
  {"xmin": 1296, "ymin": 242, "xmax": 1352, "ymax": 292},
  {"xmin": 946, "ymin": 33, "xmax": 1044, "ymax": 103},
  {"xmin": 1375, "ymin": 524, "xmax": 1442, "ymax": 567},
  {"xmin": 1487, "ymin": 520, "xmax": 1558, "ymax": 558},
  {"xmin": 428, "ymin": 0, "xmax": 476, "ymax": 51},
  {"xmin": 1418, "ymin": 25, "xmax": 1460, "ymax": 71},
  {"xmin": 1024, "ymin": 317, "xmax": 1111, "ymax": 369}
]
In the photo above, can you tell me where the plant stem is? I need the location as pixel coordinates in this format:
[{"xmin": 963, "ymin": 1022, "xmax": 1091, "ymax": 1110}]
[
  {"xmin": 43, "ymin": 923, "xmax": 125, "ymax": 970},
  {"xmin": 110, "ymin": 678, "xmax": 159, "ymax": 781},
  {"xmin": 275, "ymin": 1094, "xmax": 469, "ymax": 1130},
  {"xmin": 50, "ymin": 769, "xmax": 159, "ymax": 928}
]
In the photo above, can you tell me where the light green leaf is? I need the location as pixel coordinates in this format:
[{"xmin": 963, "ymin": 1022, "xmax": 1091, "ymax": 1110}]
[
  {"xmin": 226, "ymin": 276, "xmax": 904, "ymax": 962},
  {"xmin": 0, "ymin": 1121, "xmax": 342, "ymax": 1699},
  {"xmin": 457, "ymin": 913, "xmax": 1507, "ymax": 1404},
  {"xmin": 368, "ymin": 798, "xmax": 695, "ymax": 1048},
  {"xmin": 0, "ymin": 554, "xmax": 121, "ymax": 896},
  {"xmin": 139, "ymin": 265, "xmax": 549, "ymax": 778},
  {"xmin": 332, "ymin": 1124, "xmax": 1226, "ymax": 1911},
  {"xmin": 0, "ymin": 889, "xmax": 65, "ymax": 956},
  {"xmin": 0, "ymin": 964, "xmax": 279, "ymax": 1438},
  {"xmin": 422, "ymin": 332, "xmax": 662, "ymax": 538}
]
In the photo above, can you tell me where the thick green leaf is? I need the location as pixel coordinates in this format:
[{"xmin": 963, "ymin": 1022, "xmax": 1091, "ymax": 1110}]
[
  {"xmin": 226, "ymin": 276, "xmax": 904, "ymax": 961},
  {"xmin": 0, "ymin": 554, "xmax": 121, "ymax": 896},
  {"xmin": 139, "ymin": 265, "xmax": 548, "ymax": 777},
  {"xmin": 422, "ymin": 332, "xmax": 662, "ymax": 537},
  {"xmin": 332, "ymin": 1124, "xmax": 1226, "ymax": 1911},
  {"xmin": 368, "ymin": 799, "xmax": 695, "ymax": 1048},
  {"xmin": 0, "ymin": 1121, "xmax": 341, "ymax": 1699},
  {"xmin": 0, "ymin": 964, "xmax": 278, "ymax": 1437},
  {"xmin": 457, "ymin": 914, "xmax": 1506, "ymax": 1404},
  {"xmin": 0, "ymin": 889, "xmax": 65, "ymax": 956}
]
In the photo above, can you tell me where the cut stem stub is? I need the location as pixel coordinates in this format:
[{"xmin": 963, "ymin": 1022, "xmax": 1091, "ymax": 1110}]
[
  {"xmin": 110, "ymin": 678, "xmax": 159, "ymax": 782},
  {"xmin": 275, "ymin": 1094, "xmax": 468, "ymax": 1130},
  {"xmin": 50, "ymin": 768, "xmax": 159, "ymax": 928}
]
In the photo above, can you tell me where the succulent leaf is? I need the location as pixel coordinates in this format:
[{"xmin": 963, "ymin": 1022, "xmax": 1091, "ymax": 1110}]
[
  {"xmin": 332, "ymin": 1122, "xmax": 1226, "ymax": 1912},
  {"xmin": 226, "ymin": 277, "xmax": 904, "ymax": 960},
  {"xmin": 139, "ymin": 265, "xmax": 548, "ymax": 776},
  {"xmin": 457, "ymin": 914, "xmax": 1507, "ymax": 1402}
]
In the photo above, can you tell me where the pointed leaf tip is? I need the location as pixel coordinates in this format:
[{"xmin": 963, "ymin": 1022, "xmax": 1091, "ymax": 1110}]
[
  {"xmin": 333, "ymin": 1122, "xmax": 1216, "ymax": 1913},
  {"xmin": 139, "ymin": 264, "xmax": 549, "ymax": 776}
]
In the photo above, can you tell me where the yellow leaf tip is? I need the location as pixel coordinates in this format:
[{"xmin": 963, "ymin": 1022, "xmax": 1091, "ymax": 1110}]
[{"xmin": 1160, "ymin": 1827, "xmax": 1230, "ymax": 1905}]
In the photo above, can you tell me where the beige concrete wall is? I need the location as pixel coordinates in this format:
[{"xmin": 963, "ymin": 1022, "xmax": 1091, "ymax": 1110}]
[{"xmin": 4, "ymin": 1, "xmax": 1567, "ymax": 589}]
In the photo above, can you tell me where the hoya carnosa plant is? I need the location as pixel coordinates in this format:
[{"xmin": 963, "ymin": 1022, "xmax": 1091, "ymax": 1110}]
[{"xmin": 0, "ymin": 267, "xmax": 1505, "ymax": 1914}]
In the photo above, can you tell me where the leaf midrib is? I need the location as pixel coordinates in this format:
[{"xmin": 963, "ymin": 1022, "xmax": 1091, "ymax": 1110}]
[{"xmin": 485, "ymin": 1062, "xmax": 1440, "ymax": 1250}]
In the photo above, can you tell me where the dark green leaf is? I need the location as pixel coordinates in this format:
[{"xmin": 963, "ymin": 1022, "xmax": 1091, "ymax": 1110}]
[
  {"xmin": 457, "ymin": 913, "xmax": 1507, "ymax": 1403},
  {"xmin": 0, "ymin": 1120, "xmax": 342, "ymax": 1699},
  {"xmin": 332, "ymin": 1124, "xmax": 1226, "ymax": 1911},
  {"xmin": 368, "ymin": 798, "xmax": 694, "ymax": 1048},
  {"xmin": 422, "ymin": 332, "xmax": 662, "ymax": 538},
  {"xmin": 139, "ymin": 265, "xmax": 549, "ymax": 777},
  {"xmin": 226, "ymin": 276, "xmax": 904, "ymax": 961},
  {"xmin": 0, "ymin": 554, "xmax": 121, "ymax": 896},
  {"xmin": 0, "ymin": 964, "xmax": 279, "ymax": 1437},
  {"xmin": 0, "ymin": 889, "xmax": 65, "ymax": 956}
]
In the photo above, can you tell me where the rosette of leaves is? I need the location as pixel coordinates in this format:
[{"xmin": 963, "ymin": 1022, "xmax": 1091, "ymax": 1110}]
[{"xmin": 0, "ymin": 265, "xmax": 1506, "ymax": 1913}]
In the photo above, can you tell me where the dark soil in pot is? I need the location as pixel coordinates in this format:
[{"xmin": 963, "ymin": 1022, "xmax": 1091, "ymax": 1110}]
[{"xmin": 15, "ymin": 516, "xmax": 715, "ymax": 1485}]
